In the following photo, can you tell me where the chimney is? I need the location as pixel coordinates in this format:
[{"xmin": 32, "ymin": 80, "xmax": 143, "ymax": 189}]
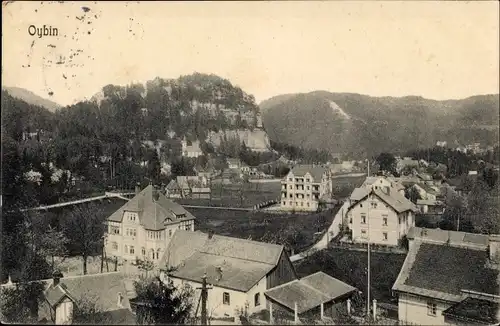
[
  {"xmin": 215, "ymin": 266, "xmax": 223, "ymax": 281},
  {"xmin": 489, "ymin": 235, "xmax": 500, "ymax": 262},
  {"xmin": 385, "ymin": 186, "xmax": 390, "ymax": 195},
  {"xmin": 52, "ymin": 270, "xmax": 63, "ymax": 286},
  {"xmin": 208, "ymin": 230, "xmax": 214, "ymax": 240}
]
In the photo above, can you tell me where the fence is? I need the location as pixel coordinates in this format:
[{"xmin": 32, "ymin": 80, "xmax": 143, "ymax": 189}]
[{"xmin": 328, "ymin": 241, "xmax": 407, "ymax": 254}]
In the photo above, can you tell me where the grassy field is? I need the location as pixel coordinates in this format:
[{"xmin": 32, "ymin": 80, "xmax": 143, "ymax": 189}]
[
  {"xmin": 293, "ymin": 248, "xmax": 406, "ymax": 304},
  {"xmin": 174, "ymin": 181, "xmax": 282, "ymax": 208},
  {"xmin": 331, "ymin": 175, "xmax": 366, "ymax": 198},
  {"xmin": 189, "ymin": 204, "xmax": 342, "ymax": 254}
]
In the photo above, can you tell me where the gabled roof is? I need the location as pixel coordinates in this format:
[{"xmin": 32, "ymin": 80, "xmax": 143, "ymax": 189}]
[
  {"xmin": 407, "ymin": 227, "xmax": 489, "ymax": 249},
  {"xmin": 349, "ymin": 187, "xmax": 417, "ymax": 214},
  {"xmin": 160, "ymin": 230, "xmax": 284, "ymax": 269},
  {"xmin": 417, "ymin": 173, "xmax": 433, "ymax": 181},
  {"xmin": 264, "ymin": 272, "xmax": 356, "ymax": 314},
  {"xmin": 350, "ymin": 187, "xmax": 369, "ymax": 201},
  {"xmin": 289, "ymin": 165, "xmax": 326, "ymax": 181},
  {"xmin": 39, "ymin": 272, "xmax": 132, "ymax": 322},
  {"xmin": 392, "ymin": 239, "xmax": 498, "ymax": 302},
  {"xmin": 168, "ymin": 252, "xmax": 275, "ymax": 292},
  {"xmin": 106, "ymin": 185, "xmax": 196, "ymax": 230}
]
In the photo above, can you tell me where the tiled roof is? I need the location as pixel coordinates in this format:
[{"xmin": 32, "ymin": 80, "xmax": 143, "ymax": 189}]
[
  {"xmin": 177, "ymin": 176, "xmax": 204, "ymax": 188},
  {"xmin": 350, "ymin": 187, "xmax": 369, "ymax": 201},
  {"xmin": 264, "ymin": 272, "xmax": 356, "ymax": 314},
  {"xmin": 169, "ymin": 252, "xmax": 275, "ymax": 292},
  {"xmin": 373, "ymin": 188, "xmax": 418, "ymax": 213},
  {"xmin": 159, "ymin": 230, "xmax": 284, "ymax": 273},
  {"xmin": 442, "ymin": 297, "xmax": 500, "ymax": 325},
  {"xmin": 416, "ymin": 199, "xmax": 443, "ymax": 206},
  {"xmin": 166, "ymin": 179, "xmax": 179, "ymax": 190},
  {"xmin": 107, "ymin": 185, "xmax": 196, "ymax": 230},
  {"xmin": 392, "ymin": 241, "xmax": 499, "ymax": 302},
  {"xmin": 39, "ymin": 272, "xmax": 132, "ymax": 322},
  {"xmin": 407, "ymin": 227, "xmax": 489, "ymax": 249},
  {"xmin": 290, "ymin": 165, "xmax": 326, "ymax": 181}
]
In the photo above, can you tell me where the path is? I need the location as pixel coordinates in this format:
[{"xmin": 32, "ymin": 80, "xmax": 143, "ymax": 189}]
[
  {"xmin": 21, "ymin": 192, "xmax": 135, "ymax": 212},
  {"xmin": 290, "ymin": 200, "xmax": 350, "ymax": 262},
  {"xmin": 181, "ymin": 205, "xmax": 254, "ymax": 211}
]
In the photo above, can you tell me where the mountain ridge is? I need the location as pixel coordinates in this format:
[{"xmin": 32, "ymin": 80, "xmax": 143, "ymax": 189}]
[
  {"xmin": 260, "ymin": 91, "xmax": 499, "ymax": 157},
  {"xmin": 2, "ymin": 86, "xmax": 62, "ymax": 112}
]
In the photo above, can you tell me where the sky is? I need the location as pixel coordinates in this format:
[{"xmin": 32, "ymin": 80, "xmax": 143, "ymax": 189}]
[{"xmin": 2, "ymin": 1, "xmax": 499, "ymax": 106}]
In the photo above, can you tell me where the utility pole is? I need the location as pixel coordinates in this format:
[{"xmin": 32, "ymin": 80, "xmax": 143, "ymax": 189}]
[
  {"xmin": 197, "ymin": 273, "xmax": 212, "ymax": 325},
  {"xmin": 366, "ymin": 159, "xmax": 371, "ymax": 322}
]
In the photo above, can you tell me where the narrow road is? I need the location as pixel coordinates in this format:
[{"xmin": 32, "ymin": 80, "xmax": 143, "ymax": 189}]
[
  {"xmin": 290, "ymin": 200, "xmax": 350, "ymax": 262},
  {"xmin": 181, "ymin": 205, "xmax": 254, "ymax": 211}
]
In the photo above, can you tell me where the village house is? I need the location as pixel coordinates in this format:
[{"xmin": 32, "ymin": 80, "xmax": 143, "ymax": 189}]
[
  {"xmin": 396, "ymin": 157, "xmax": 420, "ymax": 174},
  {"xmin": 105, "ymin": 185, "xmax": 196, "ymax": 263},
  {"xmin": 226, "ymin": 158, "xmax": 242, "ymax": 170},
  {"xmin": 158, "ymin": 230, "xmax": 357, "ymax": 323},
  {"xmin": 415, "ymin": 199, "xmax": 445, "ymax": 214},
  {"xmin": 181, "ymin": 139, "xmax": 203, "ymax": 158},
  {"xmin": 345, "ymin": 186, "xmax": 418, "ymax": 246},
  {"xmin": 436, "ymin": 141, "xmax": 447, "ymax": 147},
  {"xmin": 280, "ymin": 165, "xmax": 332, "ymax": 212},
  {"xmin": 158, "ymin": 230, "xmax": 298, "ymax": 320},
  {"xmin": 1, "ymin": 272, "xmax": 135, "ymax": 325},
  {"xmin": 392, "ymin": 227, "xmax": 500, "ymax": 326},
  {"xmin": 165, "ymin": 175, "xmax": 210, "ymax": 199},
  {"xmin": 362, "ymin": 176, "xmax": 406, "ymax": 195}
]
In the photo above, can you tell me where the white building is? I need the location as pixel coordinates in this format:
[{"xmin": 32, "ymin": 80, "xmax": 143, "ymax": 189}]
[
  {"xmin": 158, "ymin": 230, "xmax": 298, "ymax": 320},
  {"xmin": 280, "ymin": 165, "xmax": 332, "ymax": 212},
  {"xmin": 345, "ymin": 186, "xmax": 418, "ymax": 246},
  {"xmin": 392, "ymin": 228, "xmax": 500, "ymax": 325},
  {"xmin": 104, "ymin": 185, "xmax": 196, "ymax": 263}
]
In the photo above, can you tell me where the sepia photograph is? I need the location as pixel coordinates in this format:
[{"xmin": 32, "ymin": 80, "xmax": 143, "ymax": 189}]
[{"xmin": 1, "ymin": 1, "xmax": 499, "ymax": 325}]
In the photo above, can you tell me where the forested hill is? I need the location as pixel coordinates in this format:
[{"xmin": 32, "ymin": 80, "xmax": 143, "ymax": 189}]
[
  {"xmin": 1, "ymin": 73, "xmax": 269, "ymax": 207},
  {"xmin": 260, "ymin": 91, "xmax": 499, "ymax": 157}
]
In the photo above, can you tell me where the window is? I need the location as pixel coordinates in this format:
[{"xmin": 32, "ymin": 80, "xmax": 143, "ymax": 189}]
[
  {"xmin": 223, "ymin": 292, "xmax": 230, "ymax": 305},
  {"xmin": 185, "ymin": 224, "xmax": 190, "ymax": 231},
  {"xmin": 361, "ymin": 214, "xmax": 366, "ymax": 224},
  {"xmin": 427, "ymin": 301, "xmax": 437, "ymax": 316},
  {"xmin": 110, "ymin": 226, "xmax": 120, "ymax": 235},
  {"xmin": 288, "ymin": 178, "xmax": 292, "ymax": 182},
  {"xmin": 382, "ymin": 216, "xmax": 388, "ymax": 226},
  {"xmin": 371, "ymin": 202, "xmax": 378, "ymax": 209},
  {"xmin": 169, "ymin": 229, "xmax": 173, "ymax": 237},
  {"xmin": 307, "ymin": 186, "xmax": 310, "ymax": 190},
  {"xmin": 142, "ymin": 247, "xmax": 146, "ymax": 256},
  {"xmin": 307, "ymin": 203, "xmax": 310, "ymax": 207},
  {"xmin": 289, "ymin": 201, "xmax": 292, "ymax": 205},
  {"xmin": 112, "ymin": 242, "xmax": 118, "ymax": 250},
  {"xmin": 254, "ymin": 293, "xmax": 260, "ymax": 306},
  {"xmin": 124, "ymin": 245, "xmax": 128, "ymax": 253},
  {"xmin": 383, "ymin": 232, "xmax": 388, "ymax": 241},
  {"xmin": 300, "ymin": 202, "xmax": 303, "ymax": 207},
  {"xmin": 360, "ymin": 204, "xmax": 363, "ymax": 208},
  {"xmin": 282, "ymin": 201, "xmax": 285, "ymax": 205},
  {"xmin": 289, "ymin": 185, "xmax": 292, "ymax": 190},
  {"xmin": 361, "ymin": 230, "xmax": 367, "ymax": 239},
  {"xmin": 129, "ymin": 246, "xmax": 135, "ymax": 254}
]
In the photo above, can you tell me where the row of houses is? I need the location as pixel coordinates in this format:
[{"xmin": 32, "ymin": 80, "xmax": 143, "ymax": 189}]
[{"xmin": 2, "ymin": 181, "xmax": 498, "ymax": 325}]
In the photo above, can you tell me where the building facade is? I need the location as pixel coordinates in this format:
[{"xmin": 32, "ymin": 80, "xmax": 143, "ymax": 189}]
[
  {"xmin": 346, "ymin": 187, "xmax": 417, "ymax": 246},
  {"xmin": 280, "ymin": 165, "xmax": 332, "ymax": 212},
  {"xmin": 392, "ymin": 227, "xmax": 500, "ymax": 326},
  {"xmin": 159, "ymin": 230, "xmax": 298, "ymax": 320},
  {"xmin": 105, "ymin": 185, "xmax": 196, "ymax": 263}
]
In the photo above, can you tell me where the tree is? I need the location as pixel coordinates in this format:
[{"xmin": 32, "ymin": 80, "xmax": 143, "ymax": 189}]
[
  {"xmin": 62, "ymin": 203, "xmax": 106, "ymax": 275},
  {"xmin": 467, "ymin": 181, "xmax": 500, "ymax": 234},
  {"xmin": 136, "ymin": 257, "xmax": 155, "ymax": 278},
  {"xmin": 0, "ymin": 281, "xmax": 45, "ymax": 323},
  {"xmin": 132, "ymin": 276, "xmax": 194, "ymax": 325},
  {"xmin": 375, "ymin": 153, "xmax": 396, "ymax": 174},
  {"xmin": 404, "ymin": 186, "xmax": 421, "ymax": 204},
  {"xmin": 148, "ymin": 149, "xmax": 161, "ymax": 184},
  {"xmin": 72, "ymin": 295, "xmax": 113, "ymax": 325}
]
